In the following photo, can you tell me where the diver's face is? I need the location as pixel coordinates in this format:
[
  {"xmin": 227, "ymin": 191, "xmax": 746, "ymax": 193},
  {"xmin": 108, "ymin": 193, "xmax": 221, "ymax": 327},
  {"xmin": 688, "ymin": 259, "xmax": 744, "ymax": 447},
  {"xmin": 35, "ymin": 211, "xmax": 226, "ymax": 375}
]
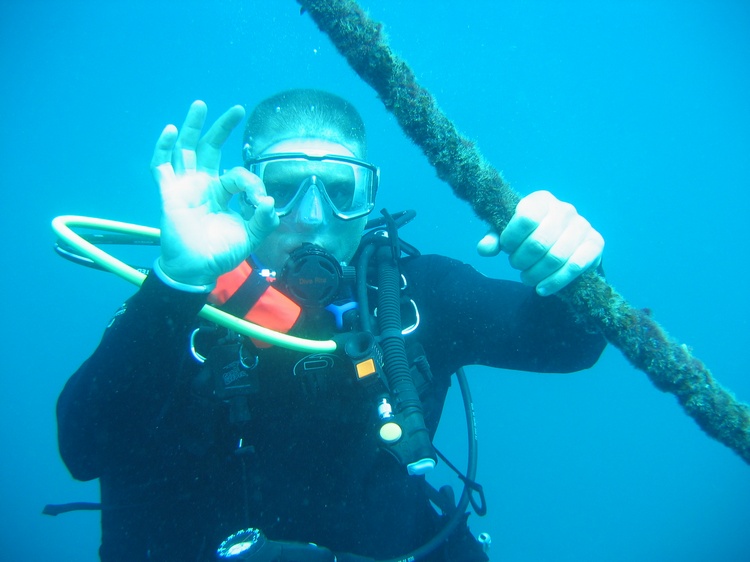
[{"xmin": 251, "ymin": 138, "xmax": 369, "ymax": 271}]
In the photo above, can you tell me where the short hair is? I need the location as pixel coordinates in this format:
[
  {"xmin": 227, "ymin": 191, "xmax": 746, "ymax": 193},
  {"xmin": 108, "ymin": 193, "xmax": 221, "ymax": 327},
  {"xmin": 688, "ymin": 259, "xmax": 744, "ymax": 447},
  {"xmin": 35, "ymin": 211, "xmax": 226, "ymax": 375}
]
[{"xmin": 243, "ymin": 89, "xmax": 367, "ymax": 160}]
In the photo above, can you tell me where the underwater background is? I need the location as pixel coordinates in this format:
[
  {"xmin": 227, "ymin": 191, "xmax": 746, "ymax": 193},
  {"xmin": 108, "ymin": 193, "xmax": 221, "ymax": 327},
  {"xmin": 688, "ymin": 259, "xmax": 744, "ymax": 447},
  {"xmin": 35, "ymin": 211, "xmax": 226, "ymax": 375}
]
[{"xmin": 1, "ymin": 1, "xmax": 748, "ymax": 560}]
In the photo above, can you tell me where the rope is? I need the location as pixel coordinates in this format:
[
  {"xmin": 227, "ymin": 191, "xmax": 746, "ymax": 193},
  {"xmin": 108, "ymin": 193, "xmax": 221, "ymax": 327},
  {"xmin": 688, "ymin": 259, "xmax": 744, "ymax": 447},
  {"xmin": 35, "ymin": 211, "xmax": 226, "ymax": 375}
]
[{"xmin": 297, "ymin": 0, "xmax": 750, "ymax": 465}]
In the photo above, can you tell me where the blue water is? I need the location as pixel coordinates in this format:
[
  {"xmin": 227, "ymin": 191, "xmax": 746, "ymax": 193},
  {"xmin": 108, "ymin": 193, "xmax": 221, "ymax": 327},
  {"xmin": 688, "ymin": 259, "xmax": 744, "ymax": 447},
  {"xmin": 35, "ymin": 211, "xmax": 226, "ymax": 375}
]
[{"xmin": 1, "ymin": 1, "xmax": 748, "ymax": 560}]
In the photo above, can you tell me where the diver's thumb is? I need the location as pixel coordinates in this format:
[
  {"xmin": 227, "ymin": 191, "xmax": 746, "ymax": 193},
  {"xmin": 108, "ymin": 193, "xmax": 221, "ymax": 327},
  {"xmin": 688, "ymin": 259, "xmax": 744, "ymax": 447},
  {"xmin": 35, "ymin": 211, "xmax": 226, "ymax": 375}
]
[
  {"xmin": 246, "ymin": 195, "xmax": 279, "ymax": 249},
  {"xmin": 477, "ymin": 230, "xmax": 502, "ymax": 257}
]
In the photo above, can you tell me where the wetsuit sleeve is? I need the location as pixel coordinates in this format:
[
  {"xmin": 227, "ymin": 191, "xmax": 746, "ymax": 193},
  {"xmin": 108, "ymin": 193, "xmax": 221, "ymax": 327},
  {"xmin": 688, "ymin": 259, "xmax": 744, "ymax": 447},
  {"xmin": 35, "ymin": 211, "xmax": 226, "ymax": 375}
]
[
  {"xmin": 404, "ymin": 255, "xmax": 606, "ymax": 375},
  {"xmin": 56, "ymin": 272, "xmax": 207, "ymax": 481}
]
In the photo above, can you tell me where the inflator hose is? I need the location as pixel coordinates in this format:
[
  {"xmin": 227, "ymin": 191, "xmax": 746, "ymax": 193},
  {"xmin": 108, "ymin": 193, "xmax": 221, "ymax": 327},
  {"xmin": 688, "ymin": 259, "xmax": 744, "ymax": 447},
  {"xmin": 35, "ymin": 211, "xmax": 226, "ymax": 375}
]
[
  {"xmin": 375, "ymin": 245, "xmax": 435, "ymax": 470},
  {"xmin": 376, "ymin": 367, "xmax": 481, "ymax": 562}
]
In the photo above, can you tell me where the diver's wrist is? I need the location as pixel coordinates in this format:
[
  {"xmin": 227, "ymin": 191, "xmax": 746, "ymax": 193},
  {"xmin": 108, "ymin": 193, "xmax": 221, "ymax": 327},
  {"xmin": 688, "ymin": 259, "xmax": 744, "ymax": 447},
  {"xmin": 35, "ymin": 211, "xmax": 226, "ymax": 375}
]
[{"xmin": 153, "ymin": 258, "xmax": 216, "ymax": 294}]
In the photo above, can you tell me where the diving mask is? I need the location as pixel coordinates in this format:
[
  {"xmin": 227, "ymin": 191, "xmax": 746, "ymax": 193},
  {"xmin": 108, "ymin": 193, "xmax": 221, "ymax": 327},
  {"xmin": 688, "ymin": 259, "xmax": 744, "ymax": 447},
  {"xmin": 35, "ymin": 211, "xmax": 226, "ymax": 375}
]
[{"xmin": 244, "ymin": 152, "xmax": 379, "ymax": 220}]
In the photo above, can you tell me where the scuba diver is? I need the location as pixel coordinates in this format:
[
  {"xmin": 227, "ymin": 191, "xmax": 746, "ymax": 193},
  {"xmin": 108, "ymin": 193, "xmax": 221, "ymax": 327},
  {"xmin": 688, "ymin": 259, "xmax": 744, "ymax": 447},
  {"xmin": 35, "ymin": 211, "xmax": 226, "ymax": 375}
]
[{"xmin": 55, "ymin": 89, "xmax": 606, "ymax": 561}]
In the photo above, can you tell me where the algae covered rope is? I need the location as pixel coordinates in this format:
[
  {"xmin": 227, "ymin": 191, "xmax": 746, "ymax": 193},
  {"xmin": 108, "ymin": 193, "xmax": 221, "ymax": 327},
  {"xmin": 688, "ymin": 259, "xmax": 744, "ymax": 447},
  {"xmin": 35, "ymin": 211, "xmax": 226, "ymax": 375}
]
[{"xmin": 296, "ymin": 0, "xmax": 750, "ymax": 465}]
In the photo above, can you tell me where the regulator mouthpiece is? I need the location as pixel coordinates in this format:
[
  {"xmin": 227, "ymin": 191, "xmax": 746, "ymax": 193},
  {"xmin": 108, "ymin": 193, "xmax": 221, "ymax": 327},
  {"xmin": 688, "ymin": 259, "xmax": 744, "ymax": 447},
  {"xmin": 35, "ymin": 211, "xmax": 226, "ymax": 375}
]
[{"xmin": 280, "ymin": 244, "xmax": 353, "ymax": 307}]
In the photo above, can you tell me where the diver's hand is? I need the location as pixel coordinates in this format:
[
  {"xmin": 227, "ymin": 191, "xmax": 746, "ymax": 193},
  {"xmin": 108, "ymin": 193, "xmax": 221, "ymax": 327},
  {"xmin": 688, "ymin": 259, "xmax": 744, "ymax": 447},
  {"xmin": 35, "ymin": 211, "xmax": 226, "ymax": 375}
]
[
  {"xmin": 477, "ymin": 190, "xmax": 604, "ymax": 296},
  {"xmin": 150, "ymin": 101, "xmax": 278, "ymax": 288}
]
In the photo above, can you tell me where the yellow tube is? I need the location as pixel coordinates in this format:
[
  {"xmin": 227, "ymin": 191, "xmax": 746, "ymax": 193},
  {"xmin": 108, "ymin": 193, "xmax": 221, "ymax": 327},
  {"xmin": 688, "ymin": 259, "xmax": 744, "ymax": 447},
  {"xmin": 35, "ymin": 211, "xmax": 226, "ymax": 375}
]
[{"xmin": 52, "ymin": 215, "xmax": 337, "ymax": 353}]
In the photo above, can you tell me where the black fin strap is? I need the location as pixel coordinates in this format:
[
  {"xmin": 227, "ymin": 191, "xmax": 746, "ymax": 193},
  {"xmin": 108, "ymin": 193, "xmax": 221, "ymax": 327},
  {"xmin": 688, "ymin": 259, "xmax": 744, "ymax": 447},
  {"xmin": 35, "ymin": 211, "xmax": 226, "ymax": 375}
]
[
  {"xmin": 422, "ymin": 480, "xmax": 457, "ymax": 516},
  {"xmin": 434, "ymin": 446, "xmax": 488, "ymax": 517}
]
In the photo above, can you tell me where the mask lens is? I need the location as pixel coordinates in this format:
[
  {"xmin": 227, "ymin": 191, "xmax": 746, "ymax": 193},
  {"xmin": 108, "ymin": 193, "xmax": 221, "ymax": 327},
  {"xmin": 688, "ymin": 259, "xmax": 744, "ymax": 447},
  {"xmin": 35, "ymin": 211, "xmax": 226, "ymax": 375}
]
[
  {"xmin": 317, "ymin": 162, "xmax": 357, "ymax": 213},
  {"xmin": 249, "ymin": 155, "xmax": 377, "ymax": 219},
  {"xmin": 261, "ymin": 161, "xmax": 310, "ymax": 210}
]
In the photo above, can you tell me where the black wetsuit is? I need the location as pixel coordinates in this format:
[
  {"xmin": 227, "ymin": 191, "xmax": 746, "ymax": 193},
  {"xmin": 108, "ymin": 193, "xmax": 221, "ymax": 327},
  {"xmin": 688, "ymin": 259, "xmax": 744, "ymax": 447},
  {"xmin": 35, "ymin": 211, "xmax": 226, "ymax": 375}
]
[{"xmin": 57, "ymin": 254, "xmax": 606, "ymax": 561}]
